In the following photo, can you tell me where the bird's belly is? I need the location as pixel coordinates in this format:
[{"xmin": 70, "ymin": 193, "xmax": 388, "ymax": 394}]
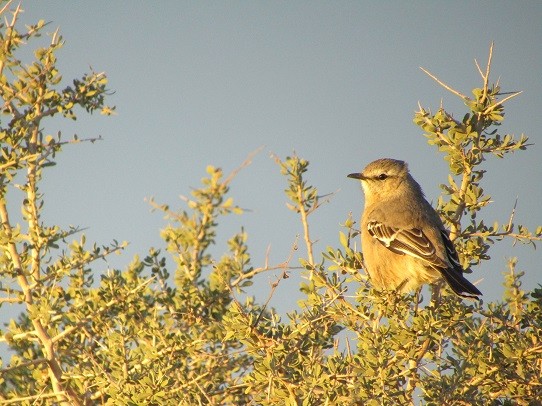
[{"xmin": 363, "ymin": 240, "xmax": 441, "ymax": 292}]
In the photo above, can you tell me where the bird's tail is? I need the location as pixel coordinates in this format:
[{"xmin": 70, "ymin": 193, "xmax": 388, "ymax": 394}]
[{"xmin": 440, "ymin": 268, "xmax": 482, "ymax": 300}]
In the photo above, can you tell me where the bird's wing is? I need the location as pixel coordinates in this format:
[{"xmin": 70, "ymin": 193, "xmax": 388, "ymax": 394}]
[
  {"xmin": 439, "ymin": 229, "xmax": 462, "ymax": 270},
  {"xmin": 366, "ymin": 220, "xmax": 448, "ymax": 269},
  {"xmin": 437, "ymin": 229, "xmax": 482, "ymax": 297},
  {"xmin": 367, "ymin": 221, "xmax": 482, "ymax": 299}
]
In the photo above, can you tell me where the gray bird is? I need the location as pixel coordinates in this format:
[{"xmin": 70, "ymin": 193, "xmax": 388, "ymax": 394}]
[{"xmin": 348, "ymin": 158, "xmax": 481, "ymax": 299}]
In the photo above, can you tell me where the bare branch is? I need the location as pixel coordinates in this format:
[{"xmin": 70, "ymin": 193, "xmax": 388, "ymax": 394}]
[
  {"xmin": 483, "ymin": 91, "xmax": 523, "ymax": 115},
  {"xmin": 419, "ymin": 67, "xmax": 468, "ymax": 100},
  {"xmin": 229, "ymin": 242, "xmax": 301, "ymax": 289},
  {"xmin": 251, "ymin": 237, "xmax": 299, "ymax": 328},
  {"xmin": 51, "ymin": 26, "xmax": 61, "ymax": 46},
  {"xmin": 224, "ymin": 145, "xmax": 264, "ymax": 187},
  {"xmin": 506, "ymin": 198, "xmax": 518, "ymax": 233},
  {"xmin": 474, "ymin": 58, "xmax": 484, "ymax": 78},
  {"xmin": 0, "ymin": 0, "xmax": 14, "ymax": 16},
  {"xmin": 481, "ymin": 42, "xmax": 494, "ymax": 103}
]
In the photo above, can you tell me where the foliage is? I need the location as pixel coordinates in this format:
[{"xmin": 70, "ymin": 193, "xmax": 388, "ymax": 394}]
[{"xmin": 1, "ymin": 4, "xmax": 541, "ymax": 405}]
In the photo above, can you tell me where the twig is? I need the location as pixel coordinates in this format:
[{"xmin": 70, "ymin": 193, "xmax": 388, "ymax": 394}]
[
  {"xmin": 195, "ymin": 380, "xmax": 213, "ymax": 404},
  {"xmin": 224, "ymin": 146, "xmax": 264, "ymax": 187},
  {"xmin": 307, "ymin": 190, "xmax": 338, "ymax": 215},
  {"xmin": 419, "ymin": 67, "xmax": 468, "ymax": 100},
  {"xmin": 165, "ymin": 372, "xmax": 211, "ymax": 395},
  {"xmin": 483, "ymin": 91, "xmax": 522, "ymax": 115},
  {"xmin": 0, "ymin": 296, "xmax": 22, "ymax": 304},
  {"xmin": 0, "ymin": 357, "xmax": 47, "ymax": 374},
  {"xmin": 466, "ymin": 232, "xmax": 542, "ymax": 242},
  {"xmin": 229, "ymin": 243, "xmax": 302, "ymax": 288},
  {"xmin": 0, "ymin": 0, "xmax": 14, "ymax": 16},
  {"xmin": 506, "ymin": 198, "xmax": 518, "ymax": 232},
  {"xmin": 345, "ymin": 336, "xmax": 352, "ymax": 359},
  {"xmin": 0, "ymin": 330, "xmax": 38, "ymax": 343},
  {"xmin": 405, "ymin": 336, "xmax": 432, "ymax": 400},
  {"xmin": 252, "ymin": 238, "xmax": 298, "ymax": 328},
  {"xmin": 480, "ymin": 42, "xmax": 494, "ymax": 103},
  {"xmin": 474, "ymin": 58, "xmax": 484, "ymax": 79},
  {"xmin": 0, "ymin": 198, "xmax": 81, "ymax": 405},
  {"xmin": 52, "ymin": 276, "xmax": 155, "ymax": 344},
  {"xmin": 0, "ymin": 391, "xmax": 64, "ymax": 405},
  {"xmin": 29, "ymin": 242, "xmax": 123, "ymax": 290}
]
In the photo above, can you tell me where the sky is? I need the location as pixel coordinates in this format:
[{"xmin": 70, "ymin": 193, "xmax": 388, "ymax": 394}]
[{"xmin": 5, "ymin": 2, "xmax": 542, "ymax": 317}]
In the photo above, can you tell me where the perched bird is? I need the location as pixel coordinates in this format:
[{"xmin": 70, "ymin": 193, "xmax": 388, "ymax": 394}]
[{"xmin": 348, "ymin": 158, "xmax": 481, "ymax": 299}]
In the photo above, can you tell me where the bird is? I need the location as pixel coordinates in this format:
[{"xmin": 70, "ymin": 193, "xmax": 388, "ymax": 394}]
[{"xmin": 347, "ymin": 158, "xmax": 481, "ymax": 299}]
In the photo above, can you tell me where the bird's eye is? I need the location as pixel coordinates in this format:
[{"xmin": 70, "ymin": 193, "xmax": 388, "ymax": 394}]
[{"xmin": 377, "ymin": 173, "xmax": 388, "ymax": 180}]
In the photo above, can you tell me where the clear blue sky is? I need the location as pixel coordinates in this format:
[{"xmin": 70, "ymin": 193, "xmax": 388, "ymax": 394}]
[{"xmin": 14, "ymin": 2, "xmax": 542, "ymax": 314}]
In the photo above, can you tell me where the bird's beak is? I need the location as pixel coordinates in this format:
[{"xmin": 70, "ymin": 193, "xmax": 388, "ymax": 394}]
[{"xmin": 347, "ymin": 172, "xmax": 365, "ymax": 180}]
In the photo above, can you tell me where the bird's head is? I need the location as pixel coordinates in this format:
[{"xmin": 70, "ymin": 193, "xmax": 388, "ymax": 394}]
[{"xmin": 348, "ymin": 158, "xmax": 416, "ymax": 201}]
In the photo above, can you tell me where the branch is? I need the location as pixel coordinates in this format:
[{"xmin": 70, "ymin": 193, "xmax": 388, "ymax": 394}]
[
  {"xmin": 0, "ymin": 330, "xmax": 38, "ymax": 343},
  {"xmin": 466, "ymin": 231, "xmax": 542, "ymax": 242},
  {"xmin": 0, "ymin": 0, "xmax": 18, "ymax": 79},
  {"xmin": 52, "ymin": 276, "xmax": 155, "ymax": 344},
  {"xmin": 0, "ymin": 296, "xmax": 23, "ymax": 304},
  {"xmin": 311, "ymin": 268, "xmax": 371, "ymax": 322},
  {"xmin": 0, "ymin": 357, "xmax": 47, "ymax": 374},
  {"xmin": 405, "ymin": 338, "xmax": 432, "ymax": 398},
  {"xmin": 465, "ymin": 199, "xmax": 542, "ymax": 243},
  {"xmin": 224, "ymin": 146, "xmax": 264, "ymax": 187},
  {"xmin": 0, "ymin": 136, "xmax": 103, "ymax": 174},
  {"xmin": 29, "ymin": 242, "xmax": 125, "ymax": 290},
  {"xmin": 483, "ymin": 90, "xmax": 522, "ymax": 115},
  {"xmin": 0, "ymin": 0, "xmax": 14, "ymax": 16},
  {"xmin": 448, "ymin": 168, "xmax": 471, "ymax": 241},
  {"xmin": 296, "ymin": 185, "xmax": 315, "ymax": 267},
  {"xmin": 251, "ymin": 238, "xmax": 298, "ymax": 329},
  {"xmin": 479, "ymin": 42, "xmax": 493, "ymax": 103},
  {"xmin": 229, "ymin": 243, "xmax": 301, "ymax": 289},
  {"xmin": 419, "ymin": 67, "xmax": 468, "ymax": 100},
  {"xmin": 0, "ymin": 391, "xmax": 67, "ymax": 405},
  {"xmin": 0, "ymin": 200, "xmax": 82, "ymax": 406}
]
